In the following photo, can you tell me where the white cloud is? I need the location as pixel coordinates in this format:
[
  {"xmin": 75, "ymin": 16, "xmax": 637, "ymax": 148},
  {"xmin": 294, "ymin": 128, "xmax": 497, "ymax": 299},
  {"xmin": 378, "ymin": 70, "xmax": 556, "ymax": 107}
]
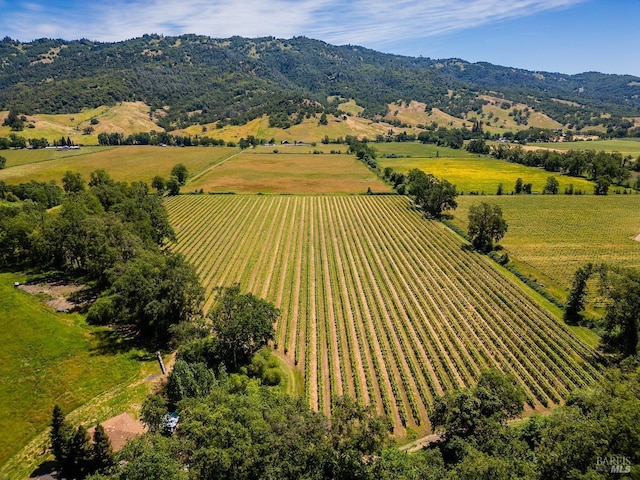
[{"xmin": 1, "ymin": 0, "xmax": 586, "ymax": 47}]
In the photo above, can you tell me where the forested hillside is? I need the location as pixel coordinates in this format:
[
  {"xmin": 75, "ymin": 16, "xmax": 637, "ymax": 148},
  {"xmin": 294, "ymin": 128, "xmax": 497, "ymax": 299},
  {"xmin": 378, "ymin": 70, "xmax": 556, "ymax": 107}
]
[{"xmin": 1, "ymin": 35, "xmax": 639, "ymax": 133}]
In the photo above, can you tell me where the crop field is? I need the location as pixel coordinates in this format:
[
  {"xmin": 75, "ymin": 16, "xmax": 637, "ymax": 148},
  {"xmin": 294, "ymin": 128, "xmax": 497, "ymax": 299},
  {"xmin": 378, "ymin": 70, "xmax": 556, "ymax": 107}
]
[
  {"xmin": 0, "ymin": 146, "xmax": 113, "ymax": 168},
  {"xmin": 531, "ymin": 138, "xmax": 640, "ymax": 156},
  {"xmin": 187, "ymin": 152, "xmax": 391, "ymax": 194},
  {"xmin": 166, "ymin": 195, "xmax": 601, "ymax": 434},
  {"xmin": 451, "ymin": 195, "xmax": 640, "ymax": 290},
  {"xmin": 378, "ymin": 156, "xmax": 595, "ymax": 194},
  {"xmin": 0, "ymin": 273, "xmax": 145, "ymax": 468},
  {"xmin": 0, "ymin": 145, "xmax": 237, "ymax": 186},
  {"xmin": 374, "ymin": 142, "xmax": 478, "ymax": 159}
]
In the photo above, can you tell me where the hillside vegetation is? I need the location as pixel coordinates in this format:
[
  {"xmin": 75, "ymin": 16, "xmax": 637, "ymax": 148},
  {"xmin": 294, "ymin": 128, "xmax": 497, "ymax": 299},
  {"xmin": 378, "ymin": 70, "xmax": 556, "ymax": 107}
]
[{"xmin": 1, "ymin": 35, "xmax": 639, "ymax": 136}]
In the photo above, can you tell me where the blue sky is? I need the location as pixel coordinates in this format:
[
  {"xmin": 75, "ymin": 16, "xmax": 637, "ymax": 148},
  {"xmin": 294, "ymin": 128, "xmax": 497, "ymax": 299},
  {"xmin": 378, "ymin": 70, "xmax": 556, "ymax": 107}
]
[{"xmin": 1, "ymin": 0, "xmax": 638, "ymax": 76}]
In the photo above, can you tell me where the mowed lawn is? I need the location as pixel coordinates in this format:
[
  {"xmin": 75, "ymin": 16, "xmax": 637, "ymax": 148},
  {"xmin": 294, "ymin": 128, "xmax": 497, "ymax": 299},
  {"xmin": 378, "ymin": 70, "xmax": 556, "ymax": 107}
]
[
  {"xmin": 0, "ymin": 145, "xmax": 237, "ymax": 186},
  {"xmin": 379, "ymin": 156, "xmax": 595, "ymax": 194},
  {"xmin": 451, "ymin": 195, "xmax": 640, "ymax": 289},
  {"xmin": 0, "ymin": 273, "xmax": 144, "ymax": 467},
  {"xmin": 187, "ymin": 151, "xmax": 391, "ymax": 194}
]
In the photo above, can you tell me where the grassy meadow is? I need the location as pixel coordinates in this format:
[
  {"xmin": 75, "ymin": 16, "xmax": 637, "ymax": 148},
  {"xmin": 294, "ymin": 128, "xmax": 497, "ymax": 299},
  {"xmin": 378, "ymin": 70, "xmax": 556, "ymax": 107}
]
[
  {"xmin": 379, "ymin": 155, "xmax": 595, "ymax": 194},
  {"xmin": 0, "ymin": 145, "xmax": 238, "ymax": 186},
  {"xmin": 187, "ymin": 151, "xmax": 391, "ymax": 194},
  {"xmin": 531, "ymin": 138, "xmax": 640, "ymax": 156},
  {"xmin": 0, "ymin": 272, "xmax": 151, "ymax": 469},
  {"xmin": 450, "ymin": 195, "xmax": 640, "ymax": 292}
]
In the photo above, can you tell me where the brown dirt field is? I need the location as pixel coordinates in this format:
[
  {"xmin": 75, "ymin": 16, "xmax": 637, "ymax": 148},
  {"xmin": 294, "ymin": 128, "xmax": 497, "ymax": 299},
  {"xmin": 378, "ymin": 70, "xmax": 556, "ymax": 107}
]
[
  {"xmin": 187, "ymin": 152, "xmax": 391, "ymax": 194},
  {"xmin": 18, "ymin": 281, "xmax": 87, "ymax": 312},
  {"xmin": 87, "ymin": 413, "xmax": 146, "ymax": 452}
]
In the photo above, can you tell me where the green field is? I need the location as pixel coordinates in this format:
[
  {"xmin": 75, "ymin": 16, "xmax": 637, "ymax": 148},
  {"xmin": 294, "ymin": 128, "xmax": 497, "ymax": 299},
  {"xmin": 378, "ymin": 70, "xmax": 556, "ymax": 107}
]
[
  {"xmin": 187, "ymin": 151, "xmax": 390, "ymax": 194},
  {"xmin": 0, "ymin": 145, "xmax": 238, "ymax": 186},
  {"xmin": 532, "ymin": 138, "xmax": 640, "ymax": 156},
  {"xmin": 0, "ymin": 147, "xmax": 114, "ymax": 168},
  {"xmin": 0, "ymin": 272, "xmax": 149, "ymax": 469},
  {"xmin": 373, "ymin": 142, "xmax": 478, "ymax": 158},
  {"xmin": 451, "ymin": 195, "xmax": 640, "ymax": 291},
  {"xmin": 166, "ymin": 195, "xmax": 600, "ymax": 435},
  {"xmin": 379, "ymin": 155, "xmax": 595, "ymax": 194}
]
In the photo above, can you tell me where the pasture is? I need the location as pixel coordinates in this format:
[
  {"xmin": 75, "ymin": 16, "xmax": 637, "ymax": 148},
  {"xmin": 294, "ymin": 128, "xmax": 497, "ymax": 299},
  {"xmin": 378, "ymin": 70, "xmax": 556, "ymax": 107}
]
[
  {"xmin": 186, "ymin": 151, "xmax": 390, "ymax": 194},
  {"xmin": 451, "ymin": 195, "xmax": 640, "ymax": 291},
  {"xmin": 0, "ymin": 145, "xmax": 237, "ymax": 186},
  {"xmin": 531, "ymin": 138, "xmax": 640, "ymax": 156},
  {"xmin": 378, "ymin": 155, "xmax": 595, "ymax": 194},
  {"xmin": 1, "ymin": 102, "xmax": 159, "ymax": 146},
  {"xmin": 166, "ymin": 195, "xmax": 600, "ymax": 435},
  {"xmin": 0, "ymin": 273, "xmax": 147, "ymax": 469}
]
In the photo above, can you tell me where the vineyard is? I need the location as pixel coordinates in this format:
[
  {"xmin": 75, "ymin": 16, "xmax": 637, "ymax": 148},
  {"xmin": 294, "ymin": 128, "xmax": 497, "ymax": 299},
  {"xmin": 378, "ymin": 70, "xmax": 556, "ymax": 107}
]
[
  {"xmin": 452, "ymin": 195, "xmax": 640, "ymax": 289},
  {"xmin": 166, "ymin": 195, "xmax": 601, "ymax": 434}
]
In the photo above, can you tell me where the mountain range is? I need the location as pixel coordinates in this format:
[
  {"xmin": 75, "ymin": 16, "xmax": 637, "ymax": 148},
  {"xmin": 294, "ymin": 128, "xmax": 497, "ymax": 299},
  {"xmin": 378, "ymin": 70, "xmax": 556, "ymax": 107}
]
[{"xmin": 1, "ymin": 34, "xmax": 639, "ymax": 133}]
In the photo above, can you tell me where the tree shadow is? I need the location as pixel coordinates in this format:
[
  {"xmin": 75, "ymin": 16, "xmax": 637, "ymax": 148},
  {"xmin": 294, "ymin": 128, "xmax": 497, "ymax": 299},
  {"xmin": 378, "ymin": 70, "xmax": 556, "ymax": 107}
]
[
  {"xmin": 29, "ymin": 460, "xmax": 56, "ymax": 478},
  {"xmin": 89, "ymin": 324, "xmax": 151, "ymax": 359}
]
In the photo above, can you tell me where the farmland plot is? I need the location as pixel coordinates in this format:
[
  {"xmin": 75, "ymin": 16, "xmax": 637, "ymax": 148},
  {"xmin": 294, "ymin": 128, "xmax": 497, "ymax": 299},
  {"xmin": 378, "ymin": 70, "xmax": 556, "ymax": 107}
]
[
  {"xmin": 452, "ymin": 195, "xmax": 640, "ymax": 289},
  {"xmin": 166, "ymin": 195, "xmax": 601, "ymax": 434}
]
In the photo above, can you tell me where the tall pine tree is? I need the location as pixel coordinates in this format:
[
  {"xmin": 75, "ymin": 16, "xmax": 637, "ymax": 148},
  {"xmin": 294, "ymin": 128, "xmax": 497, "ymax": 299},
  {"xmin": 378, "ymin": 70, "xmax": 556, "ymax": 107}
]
[
  {"xmin": 92, "ymin": 424, "xmax": 115, "ymax": 472},
  {"xmin": 50, "ymin": 405, "xmax": 73, "ymax": 477}
]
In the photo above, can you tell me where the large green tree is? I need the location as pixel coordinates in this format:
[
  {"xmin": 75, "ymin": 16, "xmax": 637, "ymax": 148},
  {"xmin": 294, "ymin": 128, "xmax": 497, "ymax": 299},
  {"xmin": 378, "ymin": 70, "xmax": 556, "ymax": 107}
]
[
  {"xmin": 467, "ymin": 202, "xmax": 508, "ymax": 252},
  {"xmin": 429, "ymin": 370, "xmax": 525, "ymax": 440},
  {"xmin": 407, "ymin": 169, "xmax": 458, "ymax": 218},
  {"xmin": 170, "ymin": 163, "xmax": 188, "ymax": 185},
  {"xmin": 210, "ymin": 285, "xmax": 278, "ymax": 369},
  {"xmin": 601, "ymin": 267, "xmax": 640, "ymax": 357}
]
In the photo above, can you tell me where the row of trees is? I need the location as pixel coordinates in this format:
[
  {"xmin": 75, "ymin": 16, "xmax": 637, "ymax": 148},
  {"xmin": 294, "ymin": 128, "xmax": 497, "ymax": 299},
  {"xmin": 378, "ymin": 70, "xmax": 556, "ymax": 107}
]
[{"xmin": 491, "ymin": 144, "xmax": 636, "ymax": 186}]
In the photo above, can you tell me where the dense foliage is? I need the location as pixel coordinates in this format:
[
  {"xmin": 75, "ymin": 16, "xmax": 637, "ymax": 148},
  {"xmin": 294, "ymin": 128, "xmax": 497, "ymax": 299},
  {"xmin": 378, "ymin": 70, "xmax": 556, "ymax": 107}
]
[
  {"xmin": 62, "ymin": 360, "xmax": 640, "ymax": 480},
  {"xmin": 406, "ymin": 169, "xmax": 458, "ymax": 218},
  {"xmin": 0, "ymin": 169, "xmax": 202, "ymax": 344}
]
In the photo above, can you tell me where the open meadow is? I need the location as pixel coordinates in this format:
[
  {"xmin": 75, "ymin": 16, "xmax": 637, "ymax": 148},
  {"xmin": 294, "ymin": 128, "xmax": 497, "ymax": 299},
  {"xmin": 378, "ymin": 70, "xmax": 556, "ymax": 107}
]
[
  {"xmin": 186, "ymin": 151, "xmax": 390, "ymax": 194},
  {"xmin": 0, "ymin": 145, "xmax": 237, "ymax": 186},
  {"xmin": 166, "ymin": 194, "xmax": 601, "ymax": 435},
  {"xmin": 451, "ymin": 195, "xmax": 640, "ymax": 292},
  {"xmin": 531, "ymin": 138, "xmax": 640, "ymax": 156},
  {"xmin": 379, "ymin": 155, "xmax": 595, "ymax": 194},
  {"xmin": 0, "ymin": 273, "xmax": 152, "ymax": 470}
]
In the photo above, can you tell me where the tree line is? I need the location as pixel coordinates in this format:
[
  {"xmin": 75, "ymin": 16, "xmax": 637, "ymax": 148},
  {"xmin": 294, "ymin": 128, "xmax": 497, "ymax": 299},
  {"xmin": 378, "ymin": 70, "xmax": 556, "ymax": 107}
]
[
  {"xmin": 490, "ymin": 144, "xmax": 638, "ymax": 190},
  {"xmin": 0, "ymin": 168, "xmax": 202, "ymax": 344}
]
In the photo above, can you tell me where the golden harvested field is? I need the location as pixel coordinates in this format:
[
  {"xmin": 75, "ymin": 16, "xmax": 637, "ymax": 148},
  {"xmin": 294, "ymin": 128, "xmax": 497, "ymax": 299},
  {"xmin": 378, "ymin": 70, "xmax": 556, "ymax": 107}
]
[
  {"xmin": 0, "ymin": 102, "xmax": 159, "ymax": 146},
  {"xmin": 166, "ymin": 195, "xmax": 601, "ymax": 435},
  {"xmin": 378, "ymin": 156, "xmax": 595, "ymax": 194},
  {"xmin": 0, "ymin": 145, "xmax": 237, "ymax": 186},
  {"xmin": 451, "ymin": 195, "xmax": 640, "ymax": 290},
  {"xmin": 187, "ymin": 151, "xmax": 391, "ymax": 194}
]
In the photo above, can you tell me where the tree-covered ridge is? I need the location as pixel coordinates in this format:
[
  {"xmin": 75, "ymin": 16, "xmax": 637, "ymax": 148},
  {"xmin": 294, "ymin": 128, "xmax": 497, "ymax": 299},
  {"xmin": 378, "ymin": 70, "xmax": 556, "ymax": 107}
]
[{"xmin": 1, "ymin": 35, "xmax": 638, "ymax": 132}]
